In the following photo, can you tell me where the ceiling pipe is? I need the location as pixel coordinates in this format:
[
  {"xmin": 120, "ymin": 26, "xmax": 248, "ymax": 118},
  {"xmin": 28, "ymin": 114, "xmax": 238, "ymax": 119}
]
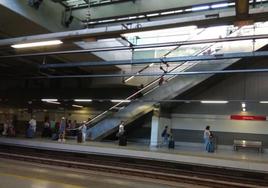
[
  {"xmin": 2, "ymin": 34, "xmax": 268, "ymax": 59},
  {"xmin": 30, "ymin": 68, "xmax": 268, "ymax": 79},
  {"xmin": 39, "ymin": 51, "xmax": 268, "ymax": 69}
]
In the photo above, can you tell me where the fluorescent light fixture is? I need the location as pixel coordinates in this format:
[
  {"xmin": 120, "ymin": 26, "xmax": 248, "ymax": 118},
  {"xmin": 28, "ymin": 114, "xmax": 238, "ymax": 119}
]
[
  {"xmin": 260, "ymin": 101, "xmax": 268, "ymax": 103},
  {"xmin": 228, "ymin": 2, "xmax": 235, "ymax": 6},
  {"xmin": 111, "ymin": 100, "xmax": 131, "ymax": 103},
  {"xmin": 191, "ymin": 6, "xmax": 210, "ymax": 12},
  {"xmin": 72, "ymin": 104, "xmax": 83, "ymax": 108},
  {"xmin": 242, "ymin": 108, "xmax": 246, "ymax": 112},
  {"xmin": 74, "ymin": 99, "xmax": 92, "ymax": 102},
  {"xmin": 174, "ymin": 9, "xmax": 183, "ymax": 13},
  {"xmin": 241, "ymin": 102, "xmax": 246, "ymax": 108},
  {"xmin": 149, "ymin": 63, "xmax": 154, "ymax": 67},
  {"xmin": 201, "ymin": 101, "xmax": 228, "ymax": 104},
  {"xmin": 41, "ymin": 99, "xmax": 58, "ymax": 102},
  {"xmin": 147, "ymin": 13, "xmax": 159, "ymax": 17},
  {"xmin": 211, "ymin": 3, "xmax": 229, "ymax": 9},
  {"xmin": 160, "ymin": 11, "xmax": 175, "ymax": 15},
  {"xmin": 11, "ymin": 40, "xmax": 63, "ymax": 49},
  {"xmin": 125, "ymin": 76, "xmax": 135, "ymax": 82},
  {"xmin": 46, "ymin": 101, "xmax": 60, "ymax": 104},
  {"xmin": 256, "ymin": 0, "xmax": 268, "ymax": 2}
]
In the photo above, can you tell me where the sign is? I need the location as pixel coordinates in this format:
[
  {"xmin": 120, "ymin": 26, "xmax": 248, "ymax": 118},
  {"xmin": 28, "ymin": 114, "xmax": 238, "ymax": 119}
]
[{"xmin": 230, "ymin": 115, "xmax": 266, "ymax": 121}]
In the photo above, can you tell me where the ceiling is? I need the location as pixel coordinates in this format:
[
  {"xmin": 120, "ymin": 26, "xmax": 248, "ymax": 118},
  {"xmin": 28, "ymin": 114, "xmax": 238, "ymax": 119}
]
[{"xmin": 1, "ymin": 0, "xmax": 268, "ymax": 110}]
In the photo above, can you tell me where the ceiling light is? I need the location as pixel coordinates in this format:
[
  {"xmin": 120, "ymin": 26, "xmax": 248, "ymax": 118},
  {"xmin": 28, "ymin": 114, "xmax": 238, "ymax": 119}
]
[
  {"xmin": 111, "ymin": 100, "xmax": 131, "ymax": 103},
  {"xmin": 46, "ymin": 101, "xmax": 60, "ymax": 105},
  {"xmin": 72, "ymin": 104, "xmax": 84, "ymax": 108},
  {"xmin": 125, "ymin": 76, "xmax": 135, "ymax": 82},
  {"xmin": 242, "ymin": 108, "xmax": 246, "ymax": 112},
  {"xmin": 190, "ymin": 6, "xmax": 210, "ymax": 12},
  {"xmin": 11, "ymin": 40, "xmax": 63, "ymax": 49},
  {"xmin": 201, "ymin": 101, "xmax": 228, "ymax": 104},
  {"xmin": 149, "ymin": 63, "xmax": 154, "ymax": 67},
  {"xmin": 211, "ymin": 3, "xmax": 229, "ymax": 9},
  {"xmin": 74, "ymin": 99, "xmax": 92, "ymax": 102},
  {"xmin": 241, "ymin": 102, "xmax": 246, "ymax": 108},
  {"xmin": 260, "ymin": 101, "xmax": 268, "ymax": 103},
  {"xmin": 41, "ymin": 99, "xmax": 58, "ymax": 102}
]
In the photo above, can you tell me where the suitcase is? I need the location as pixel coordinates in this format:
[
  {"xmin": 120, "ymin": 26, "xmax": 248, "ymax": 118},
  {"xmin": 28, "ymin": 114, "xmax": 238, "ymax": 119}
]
[
  {"xmin": 119, "ymin": 135, "xmax": 127, "ymax": 146},
  {"xmin": 77, "ymin": 131, "xmax": 83, "ymax": 143},
  {"xmin": 168, "ymin": 140, "xmax": 175, "ymax": 149},
  {"xmin": 51, "ymin": 133, "xmax": 58, "ymax": 140},
  {"xmin": 26, "ymin": 128, "xmax": 34, "ymax": 138},
  {"xmin": 8, "ymin": 128, "xmax": 16, "ymax": 137}
]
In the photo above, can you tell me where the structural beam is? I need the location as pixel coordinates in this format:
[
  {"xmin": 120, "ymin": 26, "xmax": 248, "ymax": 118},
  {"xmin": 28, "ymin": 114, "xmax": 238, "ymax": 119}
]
[
  {"xmin": 1, "ymin": 6, "xmax": 268, "ymax": 47},
  {"xmin": 2, "ymin": 34, "xmax": 268, "ymax": 59},
  {"xmin": 235, "ymin": 0, "xmax": 249, "ymax": 20},
  {"xmin": 39, "ymin": 51, "xmax": 268, "ymax": 69},
  {"xmin": 31, "ymin": 68, "xmax": 268, "ymax": 79}
]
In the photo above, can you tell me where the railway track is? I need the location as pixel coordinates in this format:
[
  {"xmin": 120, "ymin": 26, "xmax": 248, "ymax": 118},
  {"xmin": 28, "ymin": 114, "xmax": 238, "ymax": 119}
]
[{"xmin": 0, "ymin": 144, "xmax": 267, "ymax": 188}]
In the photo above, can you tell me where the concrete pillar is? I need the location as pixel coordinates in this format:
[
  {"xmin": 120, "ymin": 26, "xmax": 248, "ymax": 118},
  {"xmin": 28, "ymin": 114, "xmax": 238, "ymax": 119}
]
[
  {"xmin": 150, "ymin": 107, "xmax": 171, "ymax": 147},
  {"xmin": 150, "ymin": 114, "xmax": 160, "ymax": 147}
]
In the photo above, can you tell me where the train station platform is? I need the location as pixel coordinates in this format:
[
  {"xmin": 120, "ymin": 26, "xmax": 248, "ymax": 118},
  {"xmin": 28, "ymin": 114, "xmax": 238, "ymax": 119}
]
[{"xmin": 0, "ymin": 137, "xmax": 267, "ymax": 173}]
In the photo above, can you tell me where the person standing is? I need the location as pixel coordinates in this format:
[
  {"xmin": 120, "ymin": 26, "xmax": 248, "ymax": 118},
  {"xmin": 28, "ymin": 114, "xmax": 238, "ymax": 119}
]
[
  {"xmin": 204, "ymin": 125, "xmax": 211, "ymax": 151},
  {"xmin": 29, "ymin": 116, "xmax": 37, "ymax": 133},
  {"xmin": 118, "ymin": 121, "xmax": 125, "ymax": 136},
  {"xmin": 58, "ymin": 117, "xmax": 66, "ymax": 142},
  {"xmin": 161, "ymin": 126, "xmax": 169, "ymax": 147},
  {"xmin": 118, "ymin": 121, "xmax": 126, "ymax": 146},
  {"xmin": 81, "ymin": 121, "xmax": 87, "ymax": 142}
]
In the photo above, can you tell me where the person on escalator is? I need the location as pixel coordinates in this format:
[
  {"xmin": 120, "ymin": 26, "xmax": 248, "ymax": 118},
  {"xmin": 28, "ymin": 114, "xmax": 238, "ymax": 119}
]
[{"xmin": 118, "ymin": 121, "xmax": 127, "ymax": 146}]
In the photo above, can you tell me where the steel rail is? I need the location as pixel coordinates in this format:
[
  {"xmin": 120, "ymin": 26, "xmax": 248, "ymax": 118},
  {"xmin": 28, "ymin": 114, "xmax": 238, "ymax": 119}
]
[
  {"xmin": 0, "ymin": 145, "xmax": 266, "ymax": 187},
  {"xmin": 1, "ymin": 34, "xmax": 268, "ymax": 59},
  {"xmin": 38, "ymin": 51, "xmax": 268, "ymax": 69},
  {"xmin": 30, "ymin": 68, "xmax": 268, "ymax": 79}
]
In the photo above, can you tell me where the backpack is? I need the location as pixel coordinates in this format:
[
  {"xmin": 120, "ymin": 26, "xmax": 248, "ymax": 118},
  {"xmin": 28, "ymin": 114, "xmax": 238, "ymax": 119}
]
[{"xmin": 161, "ymin": 129, "xmax": 167, "ymax": 137}]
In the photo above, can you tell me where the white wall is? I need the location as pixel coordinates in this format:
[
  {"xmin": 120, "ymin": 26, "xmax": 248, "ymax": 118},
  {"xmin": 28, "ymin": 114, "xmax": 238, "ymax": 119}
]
[{"xmin": 171, "ymin": 114, "xmax": 268, "ymax": 135}]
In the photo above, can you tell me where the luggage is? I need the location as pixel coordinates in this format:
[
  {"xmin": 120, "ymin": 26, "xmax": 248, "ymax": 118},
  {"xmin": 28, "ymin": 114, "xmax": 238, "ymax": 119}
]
[
  {"xmin": 26, "ymin": 128, "xmax": 34, "ymax": 138},
  {"xmin": 119, "ymin": 135, "xmax": 127, "ymax": 146},
  {"xmin": 51, "ymin": 133, "xmax": 58, "ymax": 140},
  {"xmin": 168, "ymin": 140, "xmax": 175, "ymax": 149},
  {"xmin": 8, "ymin": 127, "xmax": 16, "ymax": 137},
  {"xmin": 77, "ymin": 131, "xmax": 83, "ymax": 143}
]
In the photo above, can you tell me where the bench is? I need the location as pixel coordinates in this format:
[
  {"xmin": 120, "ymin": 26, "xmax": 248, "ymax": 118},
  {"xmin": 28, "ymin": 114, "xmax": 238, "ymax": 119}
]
[{"xmin": 233, "ymin": 140, "xmax": 263, "ymax": 153}]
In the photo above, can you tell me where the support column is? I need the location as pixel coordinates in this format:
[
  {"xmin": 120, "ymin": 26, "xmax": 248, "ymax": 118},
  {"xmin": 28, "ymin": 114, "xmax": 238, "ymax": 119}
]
[
  {"xmin": 150, "ymin": 112, "xmax": 160, "ymax": 147},
  {"xmin": 150, "ymin": 106, "xmax": 171, "ymax": 147}
]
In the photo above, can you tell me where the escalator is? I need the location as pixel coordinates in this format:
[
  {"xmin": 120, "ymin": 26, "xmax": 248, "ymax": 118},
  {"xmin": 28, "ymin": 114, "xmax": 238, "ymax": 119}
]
[{"xmin": 87, "ymin": 24, "xmax": 268, "ymax": 141}]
